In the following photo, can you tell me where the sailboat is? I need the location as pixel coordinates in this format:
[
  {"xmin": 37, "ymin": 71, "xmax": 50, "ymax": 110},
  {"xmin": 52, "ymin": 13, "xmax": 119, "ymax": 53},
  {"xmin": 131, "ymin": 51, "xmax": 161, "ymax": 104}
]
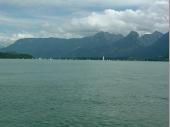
[{"xmin": 102, "ymin": 56, "xmax": 105, "ymax": 61}]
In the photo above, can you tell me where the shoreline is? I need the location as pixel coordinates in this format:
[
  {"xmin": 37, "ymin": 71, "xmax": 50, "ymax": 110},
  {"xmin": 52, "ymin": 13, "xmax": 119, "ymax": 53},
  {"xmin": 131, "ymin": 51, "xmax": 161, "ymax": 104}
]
[{"xmin": 0, "ymin": 58, "xmax": 169, "ymax": 62}]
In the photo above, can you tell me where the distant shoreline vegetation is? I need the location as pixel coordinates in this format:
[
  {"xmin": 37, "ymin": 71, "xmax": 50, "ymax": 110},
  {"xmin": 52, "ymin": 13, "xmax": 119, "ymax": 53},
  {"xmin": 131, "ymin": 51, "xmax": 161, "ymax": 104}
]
[
  {"xmin": 34, "ymin": 57, "xmax": 169, "ymax": 61},
  {"xmin": 0, "ymin": 52, "xmax": 33, "ymax": 59},
  {"xmin": 0, "ymin": 52, "xmax": 168, "ymax": 61},
  {"xmin": 0, "ymin": 55, "xmax": 168, "ymax": 61}
]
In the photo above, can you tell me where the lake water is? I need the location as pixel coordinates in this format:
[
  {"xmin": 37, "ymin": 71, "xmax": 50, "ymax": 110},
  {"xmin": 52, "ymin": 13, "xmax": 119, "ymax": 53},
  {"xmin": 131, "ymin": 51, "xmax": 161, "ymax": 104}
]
[{"xmin": 0, "ymin": 59, "xmax": 168, "ymax": 127}]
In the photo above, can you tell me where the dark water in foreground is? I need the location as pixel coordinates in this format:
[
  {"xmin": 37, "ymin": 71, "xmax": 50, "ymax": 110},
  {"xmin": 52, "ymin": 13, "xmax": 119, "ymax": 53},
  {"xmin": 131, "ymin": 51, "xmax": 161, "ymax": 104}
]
[{"xmin": 0, "ymin": 60, "xmax": 168, "ymax": 127}]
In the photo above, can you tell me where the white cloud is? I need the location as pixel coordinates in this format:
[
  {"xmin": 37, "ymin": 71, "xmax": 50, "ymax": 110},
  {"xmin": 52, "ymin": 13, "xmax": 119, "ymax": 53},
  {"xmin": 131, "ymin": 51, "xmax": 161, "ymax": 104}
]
[
  {"xmin": 69, "ymin": 0, "xmax": 169, "ymax": 35},
  {"xmin": 0, "ymin": 32, "xmax": 34, "ymax": 46}
]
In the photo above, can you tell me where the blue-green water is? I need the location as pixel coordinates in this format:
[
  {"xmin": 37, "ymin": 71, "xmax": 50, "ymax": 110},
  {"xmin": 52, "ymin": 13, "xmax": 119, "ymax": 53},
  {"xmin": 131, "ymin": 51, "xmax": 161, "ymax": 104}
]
[{"xmin": 0, "ymin": 59, "xmax": 168, "ymax": 127}]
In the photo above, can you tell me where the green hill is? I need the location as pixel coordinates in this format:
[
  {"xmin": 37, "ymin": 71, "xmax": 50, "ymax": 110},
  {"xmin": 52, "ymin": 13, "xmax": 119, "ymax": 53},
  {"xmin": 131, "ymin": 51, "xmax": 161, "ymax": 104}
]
[{"xmin": 0, "ymin": 52, "xmax": 33, "ymax": 59}]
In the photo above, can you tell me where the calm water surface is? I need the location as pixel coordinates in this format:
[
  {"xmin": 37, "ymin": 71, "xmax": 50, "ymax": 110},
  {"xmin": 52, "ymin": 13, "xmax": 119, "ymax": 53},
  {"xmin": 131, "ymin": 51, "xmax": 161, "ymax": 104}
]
[{"xmin": 0, "ymin": 59, "xmax": 168, "ymax": 127}]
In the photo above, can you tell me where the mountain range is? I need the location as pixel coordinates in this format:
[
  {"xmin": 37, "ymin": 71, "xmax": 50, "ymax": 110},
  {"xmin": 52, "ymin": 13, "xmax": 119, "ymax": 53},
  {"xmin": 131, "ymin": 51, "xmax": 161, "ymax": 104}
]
[{"xmin": 1, "ymin": 31, "xmax": 169, "ymax": 60}]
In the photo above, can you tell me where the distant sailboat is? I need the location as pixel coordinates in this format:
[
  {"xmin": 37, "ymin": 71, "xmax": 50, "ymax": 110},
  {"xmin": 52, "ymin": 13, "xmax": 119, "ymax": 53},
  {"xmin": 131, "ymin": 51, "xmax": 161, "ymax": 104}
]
[
  {"xmin": 102, "ymin": 56, "xmax": 105, "ymax": 61},
  {"xmin": 38, "ymin": 57, "xmax": 42, "ymax": 60}
]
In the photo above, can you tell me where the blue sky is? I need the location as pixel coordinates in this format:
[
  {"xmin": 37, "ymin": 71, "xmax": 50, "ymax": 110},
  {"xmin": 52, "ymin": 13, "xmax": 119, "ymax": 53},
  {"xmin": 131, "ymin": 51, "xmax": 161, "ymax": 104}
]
[{"xmin": 0, "ymin": 0, "xmax": 169, "ymax": 46}]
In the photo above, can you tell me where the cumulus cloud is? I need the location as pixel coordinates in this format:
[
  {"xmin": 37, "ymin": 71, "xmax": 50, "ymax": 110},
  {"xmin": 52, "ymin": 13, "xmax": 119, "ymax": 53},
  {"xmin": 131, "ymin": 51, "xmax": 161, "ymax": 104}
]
[{"xmin": 70, "ymin": 0, "xmax": 169, "ymax": 35}]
